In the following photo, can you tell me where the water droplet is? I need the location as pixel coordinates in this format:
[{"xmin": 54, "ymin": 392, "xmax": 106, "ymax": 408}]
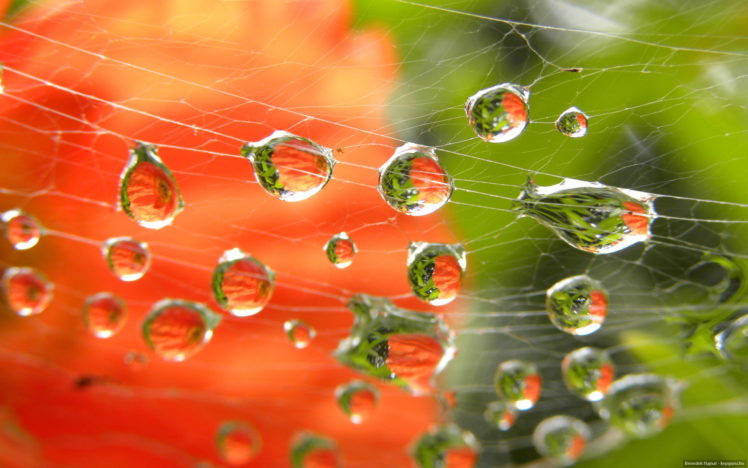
[
  {"xmin": 465, "ymin": 83, "xmax": 529, "ymax": 143},
  {"xmin": 335, "ymin": 380, "xmax": 379, "ymax": 424},
  {"xmin": 334, "ymin": 294, "xmax": 455, "ymax": 396},
  {"xmin": 82, "ymin": 292, "xmax": 126, "ymax": 339},
  {"xmin": 411, "ymin": 424, "xmax": 479, "ymax": 468},
  {"xmin": 142, "ymin": 299, "xmax": 221, "ymax": 361},
  {"xmin": 323, "ymin": 232, "xmax": 357, "ymax": 269},
  {"xmin": 533, "ymin": 415, "xmax": 590, "ymax": 466},
  {"xmin": 124, "ymin": 350, "xmax": 149, "ymax": 371},
  {"xmin": 118, "ymin": 142, "xmax": 184, "ymax": 229},
  {"xmin": 2, "ymin": 266, "xmax": 53, "ymax": 316},
  {"xmin": 515, "ymin": 178, "xmax": 656, "ymax": 254},
  {"xmin": 377, "ymin": 143, "xmax": 454, "ymax": 216},
  {"xmin": 102, "ymin": 237, "xmax": 151, "ymax": 282},
  {"xmin": 290, "ymin": 432, "xmax": 341, "ymax": 468},
  {"xmin": 546, "ymin": 275, "xmax": 607, "ymax": 335},
  {"xmin": 212, "ymin": 248, "xmax": 275, "ymax": 317},
  {"xmin": 483, "ymin": 400, "xmax": 517, "ymax": 431},
  {"xmin": 407, "ymin": 242, "xmax": 466, "ymax": 306},
  {"xmin": 284, "ymin": 319, "xmax": 316, "ymax": 349},
  {"xmin": 1, "ymin": 209, "xmax": 42, "ymax": 250},
  {"xmin": 715, "ymin": 313, "xmax": 748, "ymax": 364},
  {"xmin": 561, "ymin": 347, "xmax": 615, "ymax": 401},
  {"xmin": 494, "ymin": 360, "xmax": 542, "ymax": 410},
  {"xmin": 555, "ymin": 107, "xmax": 588, "ymax": 138},
  {"xmin": 699, "ymin": 254, "xmax": 743, "ymax": 303},
  {"xmin": 241, "ymin": 131, "xmax": 335, "ymax": 202},
  {"xmin": 216, "ymin": 421, "xmax": 262, "ymax": 465}
]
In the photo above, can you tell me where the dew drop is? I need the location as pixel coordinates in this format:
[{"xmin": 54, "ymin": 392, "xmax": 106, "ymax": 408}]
[
  {"xmin": 284, "ymin": 319, "xmax": 316, "ymax": 349},
  {"xmin": 335, "ymin": 380, "xmax": 379, "ymax": 424},
  {"xmin": 533, "ymin": 415, "xmax": 590, "ymax": 466},
  {"xmin": 465, "ymin": 83, "xmax": 529, "ymax": 143},
  {"xmin": 142, "ymin": 299, "xmax": 221, "ymax": 361},
  {"xmin": 290, "ymin": 432, "xmax": 341, "ymax": 468},
  {"xmin": 494, "ymin": 360, "xmax": 542, "ymax": 410},
  {"xmin": 101, "ymin": 237, "xmax": 151, "ymax": 282},
  {"xmin": 407, "ymin": 242, "xmax": 466, "ymax": 306},
  {"xmin": 1, "ymin": 209, "xmax": 42, "ymax": 250},
  {"xmin": 483, "ymin": 400, "xmax": 517, "ymax": 431},
  {"xmin": 124, "ymin": 350, "xmax": 149, "ymax": 371},
  {"xmin": 561, "ymin": 347, "xmax": 615, "ymax": 401},
  {"xmin": 216, "ymin": 420, "xmax": 262, "ymax": 465},
  {"xmin": 323, "ymin": 232, "xmax": 357, "ymax": 269},
  {"xmin": 212, "ymin": 248, "xmax": 274, "ymax": 317},
  {"xmin": 82, "ymin": 292, "xmax": 126, "ymax": 339},
  {"xmin": 377, "ymin": 143, "xmax": 454, "ymax": 216},
  {"xmin": 715, "ymin": 313, "xmax": 748, "ymax": 364},
  {"xmin": 411, "ymin": 424, "xmax": 479, "ymax": 468},
  {"xmin": 546, "ymin": 275, "xmax": 607, "ymax": 335},
  {"xmin": 2, "ymin": 266, "xmax": 53, "ymax": 316},
  {"xmin": 555, "ymin": 107, "xmax": 589, "ymax": 138}
]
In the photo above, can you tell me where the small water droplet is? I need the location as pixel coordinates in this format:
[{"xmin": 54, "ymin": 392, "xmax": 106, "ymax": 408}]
[
  {"xmin": 124, "ymin": 351, "xmax": 149, "ymax": 371},
  {"xmin": 483, "ymin": 400, "xmax": 517, "ymax": 431},
  {"xmin": 101, "ymin": 237, "xmax": 151, "ymax": 282},
  {"xmin": 1, "ymin": 209, "xmax": 42, "ymax": 250},
  {"xmin": 82, "ymin": 292, "xmax": 126, "ymax": 339},
  {"xmin": 561, "ymin": 347, "xmax": 615, "ymax": 401},
  {"xmin": 284, "ymin": 319, "xmax": 316, "ymax": 349},
  {"xmin": 212, "ymin": 248, "xmax": 274, "ymax": 317},
  {"xmin": 555, "ymin": 107, "xmax": 588, "ymax": 138},
  {"xmin": 465, "ymin": 83, "xmax": 529, "ymax": 143},
  {"xmin": 323, "ymin": 232, "xmax": 357, "ymax": 269},
  {"xmin": 407, "ymin": 242, "xmax": 466, "ymax": 306},
  {"xmin": 335, "ymin": 380, "xmax": 379, "ymax": 424},
  {"xmin": 377, "ymin": 143, "xmax": 454, "ymax": 216},
  {"xmin": 2, "ymin": 267, "xmax": 53, "ymax": 316},
  {"xmin": 290, "ymin": 432, "xmax": 341, "ymax": 468},
  {"xmin": 411, "ymin": 424, "xmax": 479, "ymax": 468},
  {"xmin": 494, "ymin": 360, "xmax": 542, "ymax": 410},
  {"xmin": 142, "ymin": 299, "xmax": 221, "ymax": 361},
  {"xmin": 216, "ymin": 421, "xmax": 262, "ymax": 465},
  {"xmin": 533, "ymin": 415, "xmax": 590, "ymax": 466},
  {"xmin": 715, "ymin": 313, "xmax": 748, "ymax": 364},
  {"xmin": 546, "ymin": 275, "xmax": 607, "ymax": 335}
]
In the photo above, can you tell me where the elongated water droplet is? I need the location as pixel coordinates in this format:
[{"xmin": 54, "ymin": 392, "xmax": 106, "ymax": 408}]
[
  {"xmin": 212, "ymin": 248, "xmax": 274, "ymax": 317},
  {"xmin": 494, "ymin": 360, "xmax": 542, "ymax": 410},
  {"xmin": 561, "ymin": 347, "xmax": 615, "ymax": 401},
  {"xmin": 377, "ymin": 143, "xmax": 454, "ymax": 216},
  {"xmin": 290, "ymin": 432, "xmax": 341, "ymax": 468},
  {"xmin": 101, "ymin": 237, "xmax": 151, "ymax": 282},
  {"xmin": 715, "ymin": 313, "xmax": 748, "ymax": 364},
  {"xmin": 284, "ymin": 319, "xmax": 316, "ymax": 349},
  {"xmin": 411, "ymin": 424, "xmax": 479, "ymax": 468},
  {"xmin": 546, "ymin": 275, "xmax": 607, "ymax": 335},
  {"xmin": 82, "ymin": 292, "xmax": 126, "ymax": 338},
  {"xmin": 533, "ymin": 415, "xmax": 590, "ymax": 466},
  {"xmin": 483, "ymin": 400, "xmax": 517, "ymax": 431},
  {"xmin": 2, "ymin": 209, "xmax": 42, "ymax": 250},
  {"xmin": 334, "ymin": 294, "xmax": 455, "ymax": 396},
  {"xmin": 323, "ymin": 232, "xmax": 357, "ymax": 269},
  {"xmin": 124, "ymin": 350, "xmax": 149, "ymax": 371},
  {"xmin": 216, "ymin": 421, "xmax": 262, "ymax": 465},
  {"xmin": 2, "ymin": 267, "xmax": 53, "ymax": 316},
  {"xmin": 118, "ymin": 142, "xmax": 184, "ymax": 229},
  {"xmin": 465, "ymin": 83, "xmax": 529, "ymax": 143},
  {"xmin": 142, "ymin": 299, "xmax": 221, "ymax": 361},
  {"xmin": 407, "ymin": 242, "xmax": 466, "ymax": 306},
  {"xmin": 515, "ymin": 178, "xmax": 656, "ymax": 254},
  {"xmin": 555, "ymin": 107, "xmax": 588, "ymax": 138},
  {"xmin": 335, "ymin": 380, "xmax": 379, "ymax": 424}
]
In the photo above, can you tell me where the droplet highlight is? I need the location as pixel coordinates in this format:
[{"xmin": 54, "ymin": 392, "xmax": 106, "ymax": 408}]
[
  {"xmin": 494, "ymin": 360, "xmax": 542, "ymax": 410},
  {"xmin": 407, "ymin": 242, "xmax": 466, "ymax": 306},
  {"xmin": 465, "ymin": 83, "xmax": 529, "ymax": 143},
  {"xmin": 561, "ymin": 347, "xmax": 615, "ymax": 401},
  {"xmin": 216, "ymin": 421, "xmax": 262, "ymax": 465},
  {"xmin": 546, "ymin": 275, "xmax": 607, "ymax": 335},
  {"xmin": 101, "ymin": 237, "xmax": 151, "ymax": 282},
  {"xmin": 212, "ymin": 248, "xmax": 274, "ymax": 317},
  {"xmin": 335, "ymin": 380, "xmax": 379, "ymax": 424},
  {"xmin": 82, "ymin": 292, "xmax": 127, "ymax": 339},
  {"xmin": 142, "ymin": 299, "xmax": 221, "ymax": 361},
  {"xmin": 2, "ymin": 266, "xmax": 53, "ymax": 316},
  {"xmin": 323, "ymin": 232, "xmax": 357, "ymax": 269},
  {"xmin": 555, "ymin": 107, "xmax": 588, "ymax": 138},
  {"xmin": 411, "ymin": 424, "xmax": 479, "ymax": 468},
  {"xmin": 483, "ymin": 400, "xmax": 517, "ymax": 431},
  {"xmin": 284, "ymin": 319, "xmax": 316, "ymax": 349},
  {"xmin": 533, "ymin": 415, "xmax": 590, "ymax": 466},
  {"xmin": 2, "ymin": 209, "xmax": 42, "ymax": 250},
  {"xmin": 290, "ymin": 432, "xmax": 341, "ymax": 468}
]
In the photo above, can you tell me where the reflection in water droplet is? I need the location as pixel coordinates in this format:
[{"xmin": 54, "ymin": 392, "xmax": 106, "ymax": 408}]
[
  {"xmin": 2, "ymin": 209, "xmax": 42, "ymax": 250},
  {"xmin": 555, "ymin": 107, "xmax": 588, "ymax": 138},
  {"xmin": 212, "ymin": 248, "xmax": 274, "ymax": 317},
  {"xmin": 82, "ymin": 292, "xmax": 126, "ymax": 339},
  {"xmin": 465, "ymin": 83, "xmax": 529, "ymax": 143},
  {"xmin": 715, "ymin": 313, "xmax": 748, "ymax": 364},
  {"xmin": 335, "ymin": 380, "xmax": 379, "ymax": 424},
  {"xmin": 216, "ymin": 420, "xmax": 262, "ymax": 465},
  {"xmin": 546, "ymin": 275, "xmax": 607, "ymax": 335},
  {"xmin": 124, "ymin": 351, "xmax": 149, "ymax": 371},
  {"xmin": 411, "ymin": 424, "xmax": 479, "ymax": 468},
  {"xmin": 102, "ymin": 237, "xmax": 151, "ymax": 282},
  {"xmin": 533, "ymin": 415, "xmax": 590, "ymax": 466},
  {"xmin": 284, "ymin": 319, "xmax": 316, "ymax": 349},
  {"xmin": 290, "ymin": 432, "xmax": 341, "ymax": 468},
  {"xmin": 494, "ymin": 360, "xmax": 542, "ymax": 410},
  {"xmin": 483, "ymin": 400, "xmax": 517, "ymax": 431},
  {"xmin": 142, "ymin": 299, "xmax": 221, "ymax": 361},
  {"xmin": 2, "ymin": 266, "xmax": 53, "ymax": 316},
  {"xmin": 407, "ymin": 242, "xmax": 466, "ymax": 306},
  {"xmin": 323, "ymin": 232, "xmax": 357, "ymax": 269},
  {"xmin": 561, "ymin": 347, "xmax": 615, "ymax": 401}
]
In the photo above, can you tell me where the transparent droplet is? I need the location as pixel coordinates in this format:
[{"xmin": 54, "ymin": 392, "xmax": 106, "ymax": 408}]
[
  {"xmin": 411, "ymin": 424, "xmax": 479, "ymax": 468},
  {"xmin": 118, "ymin": 142, "xmax": 184, "ymax": 229},
  {"xmin": 2, "ymin": 266, "xmax": 53, "ymax": 316},
  {"xmin": 494, "ymin": 360, "xmax": 542, "ymax": 410},
  {"xmin": 555, "ymin": 107, "xmax": 588, "ymax": 138},
  {"xmin": 82, "ymin": 292, "xmax": 127, "ymax": 339},
  {"xmin": 335, "ymin": 380, "xmax": 379, "ymax": 424},
  {"xmin": 483, "ymin": 400, "xmax": 517, "ymax": 431},
  {"xmin": 323, "ymin": 232, "xmax": 357, "ymax": 269},
  {"xmin": 290, "ymin": 432, "xmax": 341, "ymax": 468},
  {"xmin": 699, "ymin": 254, "xmax": 744, "ymax": 303},
  {"xmin": 124, "ymin": 351, "xmax": 149, "ymax": 371},
  {"xmin": 533, "ymin": 415, "xmax": 590, "ymax": 466},
  {"xmin": 241, "ymin": 131, "xmax": 335, "ymax": 202},
  {"xmin": 216, "ymin": 420, "xmax": 262, "ymax": 465},
  {"xmin": 142, "ymin": 299, "xmax": 222, "ymax": 361},
  {"xmin": 284, "ymin": 319, "xmax": 316, "ymax": 349},
  {"xmin": 212, "ymin": 248, "xmax": 275, "ymax": 317},
  {"xmin": 101, "ymin": 237, "xmax": 151, "ymax": 282},
  {"xmin": 1, "ymin": 209, "xmax": 42, "ymax": 250},
  {"xmin": 546, "ymin": 275, "xmax": 607, "ymax": 335},
  {"xmin": 465, "ymin": 83, "xmax": 529, "ymax": 143},
  {"xmin": 715, "ymin": 313, "xmax": 748, "ymax": 364},
  {"xmin": 377, "ymin": 143, "xmax": 454, "ymax": 216},
  {"xmin": 407, "ymin": 242, "xmax": 466, "ymax": 306},
  {"xmin": 334, "ymin": 294, "xmax": 455, "ymax": 396},
  {"xmin": 561, "ymin": 347, "xmax": 615, "ymax": 401},
  {"xmin": 515, "ymin": 178, "xmax": 656, "ymax": 254}
]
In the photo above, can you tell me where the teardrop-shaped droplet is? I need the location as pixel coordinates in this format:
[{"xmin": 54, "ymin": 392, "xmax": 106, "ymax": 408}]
[
  {"xmin": 241, "ymin": 131, "xmax": 335, "ymax": 202},
  {"xmin": 411, "ymin": 424, "xmax": 479, "ymax": 468},
  {"xmin": 323, "ymin": 232, "xmax": 357, "ymax": 269},
  {"xmin": 377, "ymin": 143, "xmax": 454, "ymax": 216},
  {"xmin": 101, "ymin": 237, "xmax": 151, "ymax": 282},
  {"xmin": 334, "ymin": 294, "xmax": 456, "ymax": 396},
  {"xmin": 2, "ymin": 209, "xmax": 42, "ymax": 250},
  {"xmin": 546, "ymin": 275, "xmax": 607, "ymax": 335},
  {"xmin": 715, "ymin": 313, "xmax": 748, "ymax": 364},
  {"xmin": 515, "ymin": 178, "xmax": 656, "ymax": 254},
  {"xmin": 284, "ymin": 319, "xmax": 316, "ymax": 349},
  {"xmin": 494, "ymin": 360, "xmax": 542, "ymax": 410},
  {"xmin": 124, "ymin": 350, "xmax": 149, "ymax": 371},
  {"xmin": 212, "ymin": 248, "xmax": 275, "ymax": 317},
  {"xmin": 483, "ymin": 400, "xmax": 517, "ymax": 431},
  {"xmin": 335, "ymin": 380, "xmax": 379, "ymax": 424},
  {"xmin": 465, "ymin": 83, "xmax": 529, "ymax": 143},
  {"xmin": 561, "ymin": 347, "xmax": 615, "ymax": 401},
  {"xmin": 2, "ymin": 266, "xmax": 53, "ymax": 316},
  {"xmin": 142, "ymin": 299, "xmax": 221, "ymax": 361},
  {"xmin": 555, "ymin": 107, "xmax": 588, "ymax": 138},
  {"xmin": 290, "ymin": 432, "xmax": 341, "ymax": 468},
  {"xmin": 118, "ymin": 142, "xmax": 184, "ymax": 229},
  {"xmin": 533, "ymin": 415, "xmax": 590, "ymax": 466},
  {"xmin": 407, "ymin": 242, "xmax": 466, "ymax": 306},
  {"xmin": 82, "ymin": 292, "xmax": 126, "ymax": 339},
  {"xmin": 216, "ymin": 421, "xmax": 262, "ymax": 465}
]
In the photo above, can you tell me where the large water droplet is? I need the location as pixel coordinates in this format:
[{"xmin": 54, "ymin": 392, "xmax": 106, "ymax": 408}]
[
  {"xmin": 212, "ymin": 248, "xmax": 274, "ymax": 317},
  {"xmin": 407, "ymin": 242, "xmax": 466, "ymax": 306},
  {"xmin": 284, "ymin": 319, "xmax": 316, "ymax": 349},
  {"xmin": 377, "ymin": 143, "xmax": 454, "ymax": 216},
  {"xmin": 561, "ymin": 347, "xmax": 615, "ymax": 401},
  {"xmin": 335, "ymin": 380, "xmax": 379, "ymax": 424},
  {"xmin": 101, "ymin": 237, "xmax": 151, "ymax": 282},
  {"xmin": 323, "ymin": 232, "xmax": 357, "ymax": 269},
  {"xmin": 546, "ymin": 275, "xmax": 607, "ymax": 335},
  {"xmin": 515, "ymin": 178, "xmax": 656, "ymax": 254},
  {"xmin": 411, "ymin": 424, "xmax": 479, "ymax": 468},
  {"xmin": 483, "ymin": 400, "xmax": 517, "ymax": 431},
  {"xmin": 494, "ymin": 360, "xmax": 542, "ymax": 410},
  {"xmin": 465, "ymin": 83, "xmax": 529, "ymax": 143},
  {"xmin": 82, "ymin": 292, "xmax": 127, "ymax": 339},
  {"xmin": 2, "ymin": 266, "xmax": 53, "ymax": 316},
  {"xmin": 290, "ymin": 432, "xmax": 341, "ymax": 468},
  {"xmin": 1, "ymin": 209, "xmax": 42, "ymax": 250},
  {"xmin": 715, "ymin": 313, "xmax": 748, "ymax": 364},
  {"xmin": 118, "ymin": 142, "xmax": 184, "ymax": 229},
  {"xmin": 533, "ymin": 415, "xmax": 590, "ymax": 466},
  {"xmin": 555, "ymin": 107, "xmax": 588, "ymax": 138},
  {"xmin": 334, "ymin": 294, "xmax": 455, "ymax": 396},
  {"xmin": 142, "ymin": 299, "xmax": 221, "ymax": 361},
  {"xmin": 216, "ymin": 420, "xmax": 262, "ymax": 465}
]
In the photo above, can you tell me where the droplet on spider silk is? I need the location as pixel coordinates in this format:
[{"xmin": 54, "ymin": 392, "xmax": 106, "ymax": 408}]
[
  {"xmin": 142, "ymin": 299, "xmax": 221, "ymax": 361},
  {"xmin": 561, "ymin": 347, "xmax": 615, "ymax": 401},
  {"xmin": 715, "ymin": 313, "xmax": 748, "ymax": 364},
  {"xmin": 555, "ymin": 107, "xmax": 589, "ymax": 138},
  {"xmin": 515, "ymin": 178, "xmax": 656, "ymax": 254},
  {"xmin": 533, "ymin": 415, "xmax": 590, "ymax": 466},
  {"xmin": 465, "ymin": 83, "xmax": 529, "ymax": 143},
  {"xmin": 494, "ymin": 360, "xmax": 542, "ymax": 410},
  {"xmin": 124, "ymin": 351, "xmax": 149, "ymax": 371},
  {"xmin": 241, "ymin": 131, "xmax": 335, "ymax": 202},
  {"xmin": 284, "ymin": 319, "xmax": 316, "ymax": 349},
  {"xmin": 483, "ymin": 400, "xmax": 517, "ymax": 431},
  {"xmin": 407, "ymin": 242, "xmax": 466, "ymax": 306},
  {"xmin": 546, "ymin": 275, "xmax": 607, "ymax": 335},
  {"xmin": 411, "ymin": 424, "xmax": 479, "ymax": 468},
  {"xmin": 377, "ymin": 143, "xmax": 454, "ymax": 216},
  {"xmin": 334, "ymin": 294, "xmax": 456, "ymax": 396},
  {"xmin": 2, "ymin": 267, "xmax": 53, "ymax": 316},
  {"xmin": 212, "ymin": 248, "xmax": 275, "ymax": 317},
  {"xmin": 1, "ymin": 209, "xmax": 42, "ymax": 250},
  {"xmin": 290, "ymin": 432, "xmax": 341, "ymax": 468},
  {"xmin": 323, "ymin": 232, "xmax": 357, "ymax": 269},
  {"xmin": 216, "ymin": 421, "xmax": 262, "ymax": 465},
  {"xmin": 335, "ymin": 380, "xmax": 379, "ymax": 424},
  {"xmin": 102, "ymin": 237, "xmax": 151, "ymax": 282},
  {"xmin": 118, "ymin": 142, "xmax": 184, "ymax": 229},
  {"xmin": 82, "ymin": 292, "xmax": 126, "ymax": 339}
]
